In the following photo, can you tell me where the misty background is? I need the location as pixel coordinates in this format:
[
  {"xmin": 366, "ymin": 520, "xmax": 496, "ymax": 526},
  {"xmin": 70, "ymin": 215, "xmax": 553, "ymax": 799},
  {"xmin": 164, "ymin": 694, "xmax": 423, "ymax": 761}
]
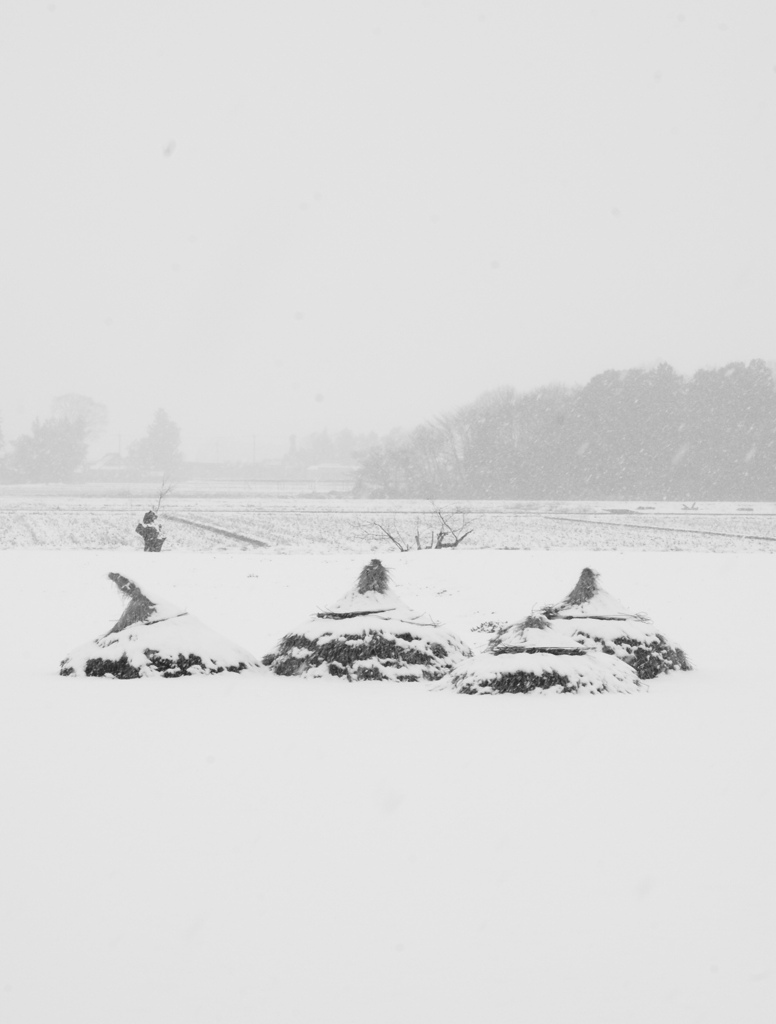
[
  {"xmin": 1, "ymin": 1, "xmax": 775, "ymax": 478},
  {"xmin": 1, "ymin": 358, "xmax": 775, "ymax": 501}
]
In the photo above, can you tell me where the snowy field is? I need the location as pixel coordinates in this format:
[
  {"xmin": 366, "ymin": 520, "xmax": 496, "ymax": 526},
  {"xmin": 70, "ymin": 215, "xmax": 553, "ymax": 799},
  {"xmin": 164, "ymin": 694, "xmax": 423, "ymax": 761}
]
[
  {"xmin": 1, "ymin": 546, "xmax": 775, "ymax": 1023},
  {"xmin": 2, "ymin": 492, "xmax": 776, "ymax": 552}
]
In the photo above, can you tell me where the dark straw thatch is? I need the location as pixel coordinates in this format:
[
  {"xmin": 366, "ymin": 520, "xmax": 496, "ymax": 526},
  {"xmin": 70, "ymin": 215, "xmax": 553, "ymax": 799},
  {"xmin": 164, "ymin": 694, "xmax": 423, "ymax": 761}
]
[
  {"xmin": 60, "ymin": 573, "xmax": 261, "ymax": 678},
  {"xmin": 108, "ymin": 572, "xmax": 157, "ymax": 633},
  {"xmin": 541, "ymin": 567, "xmax": 691, "ymax": 679},
  {"xmin": 557, "ymin": 567, "xmax": 599, "ymax": 610},
  {"xmin": 263, "ymin": 559, "xmax": 471, "ymax": 682},
  {"xmin": 357, "ymin": 558, "xmax": 390, "ymax": 595}
]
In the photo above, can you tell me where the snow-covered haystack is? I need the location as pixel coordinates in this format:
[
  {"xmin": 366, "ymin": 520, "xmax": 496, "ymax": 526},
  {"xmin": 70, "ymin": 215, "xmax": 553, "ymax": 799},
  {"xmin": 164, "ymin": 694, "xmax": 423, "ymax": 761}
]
[
  {"xmin": 539, "ymin": 567, "xmax": 691, "ymax": 679},
  {"xmin": 59, "ymin": 573, "xmax": 261, "ymax": 678},
  {"xmin": 448, "ymin": 614, "xmax": 640, "ymax": 695},
  {"xmin": 262, "ymin": 559, "xmax": 472, "ymax": 682}
]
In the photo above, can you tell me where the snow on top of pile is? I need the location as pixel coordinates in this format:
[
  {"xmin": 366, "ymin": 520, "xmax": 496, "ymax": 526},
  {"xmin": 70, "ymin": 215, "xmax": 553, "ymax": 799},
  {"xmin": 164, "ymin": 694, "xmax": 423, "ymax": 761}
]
[
  {"xmin": 550, "ymin": 615, "xmax": 661, "ymax": 645},
  {"xmin": 488, "ymin": 613, "xmax": 593, "ymax": 653},
  {"xmin": 545, "ymin": 567, "xmax": 644, "ymax": 620},
  {"xmin": 64, "ymin": 610, "xmax": 262, "ymax": 676},
  {"xmin": 299, "ymin": 606, "xmax": 465, "ymax": 645},
  {"xmin": 320, "ymin": 585, "xmax": 415, "ymax": 618},
  {"xmin": 447, "ymin": 649, "xmax": 642, "ymax": 695}
]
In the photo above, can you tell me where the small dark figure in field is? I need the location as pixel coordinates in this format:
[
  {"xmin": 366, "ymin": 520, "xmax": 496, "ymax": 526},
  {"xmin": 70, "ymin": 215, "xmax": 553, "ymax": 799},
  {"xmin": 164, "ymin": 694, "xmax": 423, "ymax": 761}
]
[{"xmin": 135, "ymin": 510, "xmax": 165, "ymax": 552}]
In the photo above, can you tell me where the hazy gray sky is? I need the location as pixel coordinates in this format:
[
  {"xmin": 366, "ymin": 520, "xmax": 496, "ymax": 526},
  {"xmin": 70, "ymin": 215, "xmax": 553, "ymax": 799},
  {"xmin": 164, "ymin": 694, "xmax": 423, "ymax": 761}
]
[{"xmin": 1, "ymin": 0, "xmax": 774, "ymax": 460}]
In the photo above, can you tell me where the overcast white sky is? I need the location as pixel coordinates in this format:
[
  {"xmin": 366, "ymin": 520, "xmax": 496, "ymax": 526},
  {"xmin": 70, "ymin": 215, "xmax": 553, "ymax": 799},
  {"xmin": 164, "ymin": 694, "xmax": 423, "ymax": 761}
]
[{"xmin": 1, "ymin": 0, "xmax": 774, "ymax": 460}]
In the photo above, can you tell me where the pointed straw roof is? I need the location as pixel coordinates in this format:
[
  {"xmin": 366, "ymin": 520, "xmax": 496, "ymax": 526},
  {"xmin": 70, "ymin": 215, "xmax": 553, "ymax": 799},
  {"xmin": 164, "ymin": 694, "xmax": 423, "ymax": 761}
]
[
  {"xmin": 316, "ymin": 559, "xmax": 416, "ymax": 620},
  {"xmin": 543, "ymin": 568, "xmax": 643, "ymax": 621},
  {"xmin": 358, "ymin": 559, "xmax": 390, "ymax": 594},
  {"xmin": 106, "ymin": 572, "xmax": 183, "ymax": 633}
]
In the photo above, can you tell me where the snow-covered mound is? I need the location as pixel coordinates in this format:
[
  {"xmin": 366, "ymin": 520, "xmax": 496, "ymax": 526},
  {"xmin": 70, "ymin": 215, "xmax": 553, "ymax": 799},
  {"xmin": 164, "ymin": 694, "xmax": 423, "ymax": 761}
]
[
  {"xmin": 542, "ymin": 567, "xmax": 691, "ymax": 679},
  {"xmin": 449, "ymin": 612, "xmax": 641, "ymax": 694},
  {"xmin": 447, "ymin": 648, "xmax": 641, "ymax": 695},
  {"xmin": 59, "ymin": 572, "xmax": 261, "ymax": 678},
  {"xmin": 262, "ymin": 559, "xmax": 472, "ymax": 681}
]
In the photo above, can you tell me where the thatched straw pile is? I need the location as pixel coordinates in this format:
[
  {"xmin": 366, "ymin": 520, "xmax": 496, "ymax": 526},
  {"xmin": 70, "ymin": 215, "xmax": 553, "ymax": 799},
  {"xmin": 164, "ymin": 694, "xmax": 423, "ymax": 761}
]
[
  {"xmin": 538, "ymin": 567, "xmax": 691, "ymax": 679},
  {"xmin": 447, "ymin": 613, "xmax": 641, "ymax": 695},
  {"xmin": 60, "ymin": 573, "xmax": 261, "ymax": 678},
  {"xmin": 262, "ymin": 559, "xmax": 472, "ymax": 682}
]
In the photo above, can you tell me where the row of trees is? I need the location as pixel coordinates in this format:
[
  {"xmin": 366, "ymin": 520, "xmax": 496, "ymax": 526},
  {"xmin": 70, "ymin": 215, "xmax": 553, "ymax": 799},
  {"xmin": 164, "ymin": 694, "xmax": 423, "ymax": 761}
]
[
  {"xmin": 0, "ymin": 399, "xmax": 182, "ymax": 483},
  {"xmin": 5, "ymin": 361, "xmax": 774, "ymax": 495},
  {"xmin": 356, "ymin": 361, "xmax": 776, "ymax": 500}
]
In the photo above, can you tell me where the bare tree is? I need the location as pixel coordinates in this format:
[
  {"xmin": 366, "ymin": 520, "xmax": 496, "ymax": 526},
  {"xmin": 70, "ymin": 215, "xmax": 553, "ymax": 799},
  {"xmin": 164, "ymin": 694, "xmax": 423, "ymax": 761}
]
[
  {"xmin": 429, "ymin": 503, "xmax": 477, "ymax": 547},
  {"xmin": 154, "ymin": 473, "xmax": 174, "ymax": 512},
  {"xmin": 366, "ymin": 503, "xmax": 478, "ymax": 552}
]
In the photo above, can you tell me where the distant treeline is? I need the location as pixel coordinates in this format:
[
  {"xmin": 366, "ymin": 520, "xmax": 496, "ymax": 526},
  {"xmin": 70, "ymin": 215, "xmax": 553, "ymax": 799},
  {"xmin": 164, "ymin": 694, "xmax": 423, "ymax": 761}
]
[{"xmin": 356, "ymin": 360, "xmax": 776, "ymax": 500}]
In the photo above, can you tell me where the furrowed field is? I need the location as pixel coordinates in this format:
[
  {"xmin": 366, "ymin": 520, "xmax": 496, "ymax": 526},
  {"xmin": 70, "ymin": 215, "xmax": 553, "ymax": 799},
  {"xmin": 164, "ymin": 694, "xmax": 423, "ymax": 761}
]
[{"xmin": 1, "ymin": 485, "xmax": 776, "ymax": 553}]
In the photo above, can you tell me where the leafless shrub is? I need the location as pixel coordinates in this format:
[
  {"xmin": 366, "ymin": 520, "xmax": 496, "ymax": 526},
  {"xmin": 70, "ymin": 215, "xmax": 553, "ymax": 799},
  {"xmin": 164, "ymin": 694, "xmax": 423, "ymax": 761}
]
[
  {"xmin": 155, "ymin": 473, "xmax": 175, "ymax": 512},
  {"xmin": 366, "ymin": 503, "xmax": 478, "ymax": 552}
]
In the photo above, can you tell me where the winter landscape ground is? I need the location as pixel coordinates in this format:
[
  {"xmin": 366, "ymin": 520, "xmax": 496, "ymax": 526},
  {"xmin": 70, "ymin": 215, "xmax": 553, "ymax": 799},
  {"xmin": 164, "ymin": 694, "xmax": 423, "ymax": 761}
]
[
  {"xmin": 1, "ymin": 497, "xmax": 775, "ymax": 1023},
  {"xmin": 2, "ymin": 489, "xmax": 776, "ymax": 553}
]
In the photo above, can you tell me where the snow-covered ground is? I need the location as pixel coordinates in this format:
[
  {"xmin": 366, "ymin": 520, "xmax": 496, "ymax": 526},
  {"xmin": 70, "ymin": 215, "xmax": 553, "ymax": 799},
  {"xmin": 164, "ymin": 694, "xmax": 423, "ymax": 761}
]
[
  {"xmin": 3, "ymin": 495, "xmax": 776, "ymax": 552},
  {"xmin": 1, "ymin": 548, "xmax": 775, "ymax": 1023}
]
